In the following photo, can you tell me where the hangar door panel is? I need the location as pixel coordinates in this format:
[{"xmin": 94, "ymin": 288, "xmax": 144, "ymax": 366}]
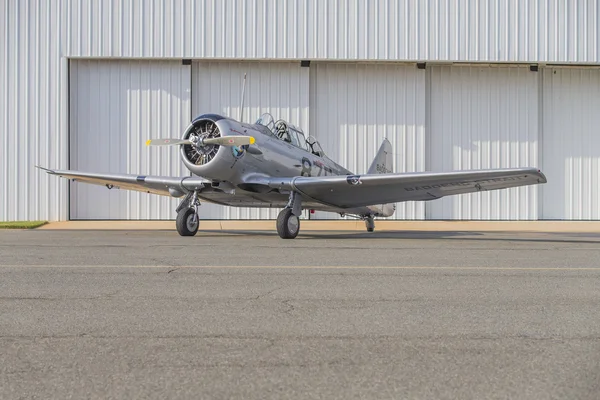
[
  {"xmin": 428, "ymin": 66, "xmax": 539, "ymax": 220},
  {"xmin": 541, "ymin": 68, "xmax": 600, "ymax": 220},
  {"xmin": 309, "ymin": 63, "xmax": 426, "ymax": 220},
  {"xmin": 193, "ymin": 61, "xmax": 309, "ymax": 220},
  {"xmin": 70, "ymin": 60, "xmax": 191, "ymax": 219}
]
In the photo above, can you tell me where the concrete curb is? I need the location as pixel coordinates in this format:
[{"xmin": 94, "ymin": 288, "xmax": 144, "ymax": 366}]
[{"xmin": 37, "ymin": 220, "xmax": 600, "ymax": 232}]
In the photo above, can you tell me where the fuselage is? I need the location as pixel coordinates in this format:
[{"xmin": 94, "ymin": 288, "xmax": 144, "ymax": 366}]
[
  {"xmin": 181, "ymin": 114, "xmax": 351, "ymax": 184},
  {"xmin": 177, "ymin": 113, "xmax": 382, "ymax": 216},
  {"xmin": 235, "ymin": 122, "xmax": 351, "ymax": 181}
]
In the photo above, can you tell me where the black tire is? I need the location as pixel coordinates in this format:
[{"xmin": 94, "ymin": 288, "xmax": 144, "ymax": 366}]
[
  {"xmin": 365, "ymin": 217, "xmax": 375, "ymax": 233},
  {"xmin": 176, "ymin": 208, "xmax": 199, "ymax": 236},
  {"xmin": 276, "ymin": 208, "xmax": 300, "ymax": 239}
]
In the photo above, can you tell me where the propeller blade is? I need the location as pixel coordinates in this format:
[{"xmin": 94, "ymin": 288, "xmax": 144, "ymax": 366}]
[
  {"xmin": 146, "ymin": 135, "xmax": 255, "ymax": 147},
  {"xmin": 200, "ymin": 135, "xmax": 256, "ymax": 147},
  {"xmin": 146, "ymin": 138, "xmax": 193, "ymax": 146}
]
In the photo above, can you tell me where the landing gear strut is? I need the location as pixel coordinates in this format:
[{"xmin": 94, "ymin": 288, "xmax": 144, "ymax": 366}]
[
  {"xmin": 175, "ymin": 191, "xmax": 201, "ymax": 236},
  {"xmin": 277, "ymin": 192, "xmax": 302, "ymax": 239}
]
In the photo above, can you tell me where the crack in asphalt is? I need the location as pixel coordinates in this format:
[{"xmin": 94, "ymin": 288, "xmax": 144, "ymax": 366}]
[{"xmin": 252, "ymin": 286, "xmax": 283, "ymax": 300}]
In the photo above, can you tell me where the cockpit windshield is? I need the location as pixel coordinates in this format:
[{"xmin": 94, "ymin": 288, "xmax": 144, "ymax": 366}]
[
  {"xmin": 255, "ymin": 113, "xmax": 275, "ymax": 130},
  {"xmin": 255, "ymin": 112, "xmax": 326, "ymax": 157}
]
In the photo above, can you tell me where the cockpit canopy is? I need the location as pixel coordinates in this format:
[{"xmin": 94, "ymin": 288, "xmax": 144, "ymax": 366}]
[
  {"xmin": 255, "ymin": 113, "xmax": 325, "ymax": 157},
  {"xmin": 255, "ymin": 113, "xmax": 275, "ymax": 130}
]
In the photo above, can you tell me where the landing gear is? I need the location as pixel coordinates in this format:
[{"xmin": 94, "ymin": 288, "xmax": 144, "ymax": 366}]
[
  {"xmin": 276, "ymin": 208, "xmax": 300, "ymax": 239},
  {"xmin": 176, "ymin": 207, "xmax": 199, "ymax": 236},
  {"xmin": 175, "ymin": 191, "xmax": 201, "ymax": 237},
  {"xmin": 364, "ymin": 215, "xmax": 375, "ymax": 232},
  {"xmin": 277, "ymin": 191, "xmax": 302, "ymax": 239}
]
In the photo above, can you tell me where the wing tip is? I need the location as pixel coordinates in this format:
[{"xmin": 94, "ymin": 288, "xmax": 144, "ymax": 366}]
[
  {"xmin": 35, "ymin": 165, "xmax": 55, "ymax": 174},
  {"xmin": 536, "ymin": 169, "xmax": 548, "ymax": 183}
]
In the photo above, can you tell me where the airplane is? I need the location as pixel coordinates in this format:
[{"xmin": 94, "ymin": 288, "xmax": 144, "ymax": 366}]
[{"xmin": 39, "ymin": 111, "xmax": 547, "ymax": 239}]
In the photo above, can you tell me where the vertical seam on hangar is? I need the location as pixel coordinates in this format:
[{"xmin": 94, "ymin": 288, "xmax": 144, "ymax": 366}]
[
  {"xmin": 537, "ymin": 65, "xmax": 544, "ymax": 220},
  {"xmin": 424, "ymin": 62, "xmax": 432, "ymax": 220},
  {"xmin": 188, "ymin": 59, "xmax": 193, "ymax": 177},
  {"xmin": 66, "ymin": 57, "xmax": 72, "ymax": 221}
]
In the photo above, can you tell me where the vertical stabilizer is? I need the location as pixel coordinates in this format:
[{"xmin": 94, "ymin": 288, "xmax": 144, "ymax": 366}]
[
  {"xmin": 368, "ymin": 138, "xmax": 393, "ymax": 175},
  {"xmin": 367, "ymin": 139, "xmax": 396, "ymax": 217}
]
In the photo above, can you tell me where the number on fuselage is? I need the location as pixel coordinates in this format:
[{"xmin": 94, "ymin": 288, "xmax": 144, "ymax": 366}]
[{"xmin": 300, "ymin": 157, "xmax": 334, "ymax": 177}]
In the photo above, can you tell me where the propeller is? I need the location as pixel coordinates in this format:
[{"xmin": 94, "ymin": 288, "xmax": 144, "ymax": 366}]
[
  {"xmin": 146, "ymin": 135, "xmax": 255, "ymax": 147},
  {"xmin": 145, "ymin": 138, "xmax": 193, "ymax": 146}
]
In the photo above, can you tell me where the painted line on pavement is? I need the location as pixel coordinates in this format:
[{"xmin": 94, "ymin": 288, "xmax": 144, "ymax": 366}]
[{"xmin": 0, "ymin": 265, "xmax": 599, "ymax": 271}]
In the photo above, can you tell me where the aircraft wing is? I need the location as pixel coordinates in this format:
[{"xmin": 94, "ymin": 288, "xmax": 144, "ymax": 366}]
[
  {"xmin": 37, "ymin": 167, "xmax": 209, "ymax": 197},
  {"xmin": 266, "ymin": 168, "xmax": 547, "ymax": 209}
]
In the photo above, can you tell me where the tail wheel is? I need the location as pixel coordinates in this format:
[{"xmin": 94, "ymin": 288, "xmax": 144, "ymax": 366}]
[
  {"xmin": 276, "ymin": 208, "xmax": 300, "ymax": 239},
  {"xmin": 176, "ymin": 208, "xmax": 199, "ymax": 236},
  {"xmin": 365, "ymin": 217, "xmax": 375, "ymax": 233}
]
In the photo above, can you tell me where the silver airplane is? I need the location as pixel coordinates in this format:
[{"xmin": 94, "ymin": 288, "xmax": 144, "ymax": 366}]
[{"xmin": 39, "ymin": 112, "xmax": 547, "ymax": 239}]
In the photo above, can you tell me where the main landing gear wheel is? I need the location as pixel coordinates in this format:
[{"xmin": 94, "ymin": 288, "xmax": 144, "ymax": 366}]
[
  {"xmin": 176, "ymin": 207, "xmax": 199, "ymax": 236},
  {"xmin": 276, "ymin": 208, "xmax": 300, "ymax": 239}
]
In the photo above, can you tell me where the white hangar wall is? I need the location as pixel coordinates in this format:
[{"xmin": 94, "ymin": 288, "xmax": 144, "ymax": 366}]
[
  {"xmin": 541, "ymin": 67, "xmax": 600, "ymax": 220},
  {"xmin": 428, "ymin": 65, "xmax": 539, "ymax": 220},
  {"xmin": 50, "ymin": 0, "xmax": 600, "ymax": 62},
  {"xmin": 69, "ymin": 60, "xmax": 191, "ymax": 220},
  {"xmin": 309, "ymin": 62, "xmax": 426, "ymax": 220},
  {"xmin": 3, "ymin": 0, "xmax": 600, "ymax": 221}
]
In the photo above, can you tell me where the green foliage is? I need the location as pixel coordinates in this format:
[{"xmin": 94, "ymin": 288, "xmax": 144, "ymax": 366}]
[{"xmin": 0, "ymin": 221, "xmax": 48, "ymax": 229}]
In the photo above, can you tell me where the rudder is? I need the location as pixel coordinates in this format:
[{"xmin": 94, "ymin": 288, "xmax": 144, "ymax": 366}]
[{"xmin": 367, "ymin": 139, "xmax": 396, "ymax": 217}]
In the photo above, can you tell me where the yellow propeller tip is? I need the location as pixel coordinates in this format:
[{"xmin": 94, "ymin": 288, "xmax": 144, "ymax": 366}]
[
  {"xmin": 145, "ymin": 139, "xmax": 152, "ymax": 146},
  {"xmin": 249, "ymin": 137, "xmax": 255, "ymax": 145}
]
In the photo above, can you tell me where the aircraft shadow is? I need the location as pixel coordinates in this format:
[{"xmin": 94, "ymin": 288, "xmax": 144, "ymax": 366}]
[
  {"xmin": 202, "ymin": 230, "xmax": 600, "ymax": 244},
  {"xmin": 42, "ymin": 228, "xmax": 600, "ymax": 244}
]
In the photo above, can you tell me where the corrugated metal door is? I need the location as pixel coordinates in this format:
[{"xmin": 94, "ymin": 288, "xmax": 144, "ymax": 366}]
[
  {"xmin": 541, "ymin": 67, "xmax": 600, "ymax": 220},
  {"xmin": 69, "ymin": 60, "xmax": 191, "ymax": 219},
  {"xmin": 309, "ymin": 62, "xmax": 426, "ymax": 220},
  {"xmin": 192, "ymin": 61, "xmax": 309, "ymax": 219},
  {"xmin": 427, "ymin": 65, "xmax": 539, "ymax": 220}
]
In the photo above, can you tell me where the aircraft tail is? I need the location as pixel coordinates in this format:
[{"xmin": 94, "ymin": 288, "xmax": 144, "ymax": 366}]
[
  {"xmin": 368, "ymin": 138, "xmax": 393, "ymax": 175},
  {"xmin": 367, "ymin": 139, "xmax": 396, "ymax": 217}
]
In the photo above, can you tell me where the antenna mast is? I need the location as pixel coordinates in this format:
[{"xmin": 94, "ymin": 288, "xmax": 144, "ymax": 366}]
[{"xmin": 239, "ymin": 73, "xmax": 247, "ymax": 122}]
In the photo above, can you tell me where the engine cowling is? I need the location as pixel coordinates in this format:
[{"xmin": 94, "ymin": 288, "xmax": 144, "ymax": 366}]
[
  {"xmin": 179, "ymin": 114, "xmax": 238, "ymax": 182},
  {"xmin": 181, "ymin": 117, "xmax": 221, "ymax": 166}
]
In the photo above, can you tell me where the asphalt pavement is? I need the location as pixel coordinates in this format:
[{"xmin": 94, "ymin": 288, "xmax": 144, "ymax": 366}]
[{"xmin": 1, "ymin": 229, "xmax": 600, "ymax": 399}]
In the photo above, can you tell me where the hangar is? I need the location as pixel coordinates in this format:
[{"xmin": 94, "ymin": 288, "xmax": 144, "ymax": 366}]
[{"xmin": 2, "ymin": 0, "xmax": 600, "ymax": 221}]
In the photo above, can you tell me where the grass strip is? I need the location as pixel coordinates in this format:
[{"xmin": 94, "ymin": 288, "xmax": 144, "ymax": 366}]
[{"xmin": 0, "ymin": 221, "xmax": 48, "ymax": 229}]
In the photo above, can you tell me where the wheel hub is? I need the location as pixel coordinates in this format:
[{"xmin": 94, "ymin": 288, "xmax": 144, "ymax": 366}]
[
  {"xmin": 186, "ymin": 213, "xmax": 199, "ymax": 231},
  {"xmin": 287, "ymin": 215, "xmax": 299, "ymax": 233}
]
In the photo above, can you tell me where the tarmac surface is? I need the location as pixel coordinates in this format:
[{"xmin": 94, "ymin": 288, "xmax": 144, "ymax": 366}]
[{"xmin": 1, "ymin": 227, "xmax": 600, "ymax": 399}]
